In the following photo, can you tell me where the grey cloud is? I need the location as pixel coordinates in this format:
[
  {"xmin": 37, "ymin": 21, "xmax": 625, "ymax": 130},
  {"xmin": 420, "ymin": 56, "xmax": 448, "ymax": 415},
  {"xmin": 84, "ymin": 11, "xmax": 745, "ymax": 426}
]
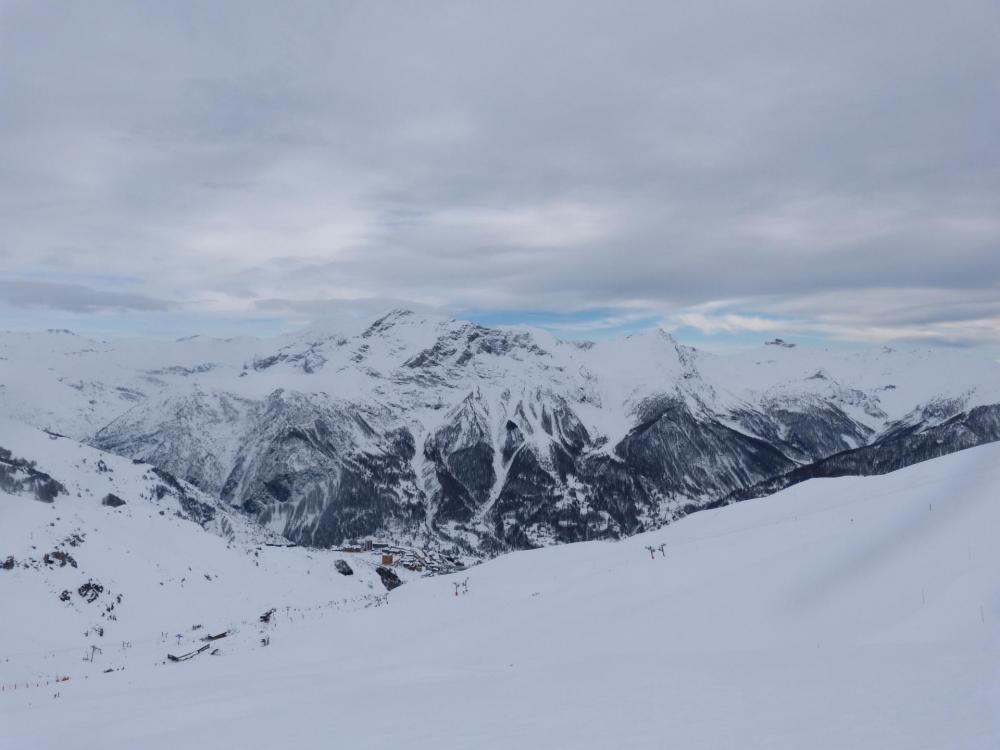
[
  {"xmin": 0, "ymin": 280, "xmax": 174, "ymax": 313},
  {"xmin": 253, "ymin": 296, "xmax": 440, "ymax": 318},
  {"xmin": 0, "ymin": 1, "xmax": 997, "ymax": 345}
]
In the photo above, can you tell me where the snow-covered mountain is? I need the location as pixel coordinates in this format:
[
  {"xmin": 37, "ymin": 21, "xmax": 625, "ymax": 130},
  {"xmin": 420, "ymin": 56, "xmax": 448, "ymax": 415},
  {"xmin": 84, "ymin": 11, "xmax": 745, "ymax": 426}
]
[
  {"xmin": 3, "ymin": 437, "xmax": 998, "ymax": 749},
  {"xmin": 0, "ymin": 418, "xmax": 417, "ymax": 663},
  {"xmin": 2, "ymin": 309, "xmax": 999, "ymax": 553}
]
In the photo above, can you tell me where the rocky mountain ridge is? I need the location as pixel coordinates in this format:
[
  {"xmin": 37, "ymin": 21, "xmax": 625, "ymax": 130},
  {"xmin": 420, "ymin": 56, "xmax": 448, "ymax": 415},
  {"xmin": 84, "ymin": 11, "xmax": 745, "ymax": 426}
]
[{"xmin": 3, "ymin": 309, "xmax": 999, "ymax": 554}]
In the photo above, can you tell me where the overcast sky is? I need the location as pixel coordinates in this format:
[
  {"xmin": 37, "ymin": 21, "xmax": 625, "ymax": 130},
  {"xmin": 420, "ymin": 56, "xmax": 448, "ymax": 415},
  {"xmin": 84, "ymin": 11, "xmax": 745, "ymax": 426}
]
[{"xmin": 1, "ymin": 1, "xmax": 997, "ymax": 350}]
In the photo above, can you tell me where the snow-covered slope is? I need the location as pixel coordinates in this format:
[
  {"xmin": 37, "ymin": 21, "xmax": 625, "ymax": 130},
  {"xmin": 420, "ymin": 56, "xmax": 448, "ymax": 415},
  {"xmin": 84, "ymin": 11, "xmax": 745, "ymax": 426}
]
[
  {"xmin": 0, "ymin": 420, "xmax": 417, "ymax": 676},
  {"xmin": 2, "ymin": 439, "xmax": 997, "ymax": 749},
  {"xmin": 3, "ymin": 311, "xmax": 1000, "ymax": 553}
]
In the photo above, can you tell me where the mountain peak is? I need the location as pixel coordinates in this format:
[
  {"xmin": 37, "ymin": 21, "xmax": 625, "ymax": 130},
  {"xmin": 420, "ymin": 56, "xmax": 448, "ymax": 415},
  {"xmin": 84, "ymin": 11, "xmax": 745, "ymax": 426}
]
[
  {"xmin": 359, "ymin": 309, "xmax": 414, "ymax": 340},
  {"xmin": 361, "ymin": 308, "xmax": 455, "ymax": 338}
]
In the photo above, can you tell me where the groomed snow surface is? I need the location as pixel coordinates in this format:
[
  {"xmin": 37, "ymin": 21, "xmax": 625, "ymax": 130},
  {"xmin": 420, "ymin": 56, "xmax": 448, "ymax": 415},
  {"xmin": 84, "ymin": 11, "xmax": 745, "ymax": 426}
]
[{"xmin": 3, "ymin": 441, "xmax": 999, "ymax": 749}]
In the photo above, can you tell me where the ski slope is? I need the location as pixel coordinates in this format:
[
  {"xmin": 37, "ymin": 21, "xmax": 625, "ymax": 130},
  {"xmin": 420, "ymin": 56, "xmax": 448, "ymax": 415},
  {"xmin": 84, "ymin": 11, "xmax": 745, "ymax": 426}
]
[
  {"xmin": 2, "ymin": 438, "xmax": 997, "ymax": 748},
  {"xmin": 0, "ymin": 421, "xmax": 418, "ymax": 697}
]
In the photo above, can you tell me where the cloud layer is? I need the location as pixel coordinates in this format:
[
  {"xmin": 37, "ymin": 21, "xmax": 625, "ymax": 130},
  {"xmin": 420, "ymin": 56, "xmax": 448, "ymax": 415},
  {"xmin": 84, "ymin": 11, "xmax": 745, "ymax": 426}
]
[{"xmin": 0, "ymin": 1, "xmax": 997, "ymax": 346}]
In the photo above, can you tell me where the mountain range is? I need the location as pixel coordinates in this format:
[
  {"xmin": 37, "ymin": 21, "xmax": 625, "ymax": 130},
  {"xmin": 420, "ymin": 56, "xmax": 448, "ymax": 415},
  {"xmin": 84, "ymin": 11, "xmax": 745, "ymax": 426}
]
[{"xmin": 3, "ymin": 309, "xmax": 999, "ymax": 555}]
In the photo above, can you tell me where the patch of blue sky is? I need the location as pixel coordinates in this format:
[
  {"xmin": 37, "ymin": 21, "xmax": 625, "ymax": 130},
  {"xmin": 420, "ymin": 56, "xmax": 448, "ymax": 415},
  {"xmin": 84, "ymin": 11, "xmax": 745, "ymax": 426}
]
[{"xmin": 670, "ymin": 325, "xmax": 836, "ymax": 352}]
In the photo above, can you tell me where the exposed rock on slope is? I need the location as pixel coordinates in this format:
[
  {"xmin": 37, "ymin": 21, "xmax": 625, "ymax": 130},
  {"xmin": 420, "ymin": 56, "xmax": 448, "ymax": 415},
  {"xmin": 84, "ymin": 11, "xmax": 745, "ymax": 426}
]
[{"xmin": 4, "ymin": 310, "xmax": 1000, "ymax": 554}]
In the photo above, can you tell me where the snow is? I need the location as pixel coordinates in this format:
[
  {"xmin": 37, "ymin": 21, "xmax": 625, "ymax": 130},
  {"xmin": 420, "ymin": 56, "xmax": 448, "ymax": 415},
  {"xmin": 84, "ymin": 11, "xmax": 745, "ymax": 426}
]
[
  {"xmin": 2, "ymin": 433, "xmax": 997, "ymax": 748},
  {"xmin": 4, "ymin": 311, "xmax": 1000, "ymax": 544},
  {"xmin": 4, "ymin": 312, "xmax": 999, "ymax": 451},
  {"xmin": 698, "ymin": 342, "xmax": 1000, "ymax": 424},
  {"xmin": 0, "ymin": 421, "xmax": 408, "ymax": 679}
]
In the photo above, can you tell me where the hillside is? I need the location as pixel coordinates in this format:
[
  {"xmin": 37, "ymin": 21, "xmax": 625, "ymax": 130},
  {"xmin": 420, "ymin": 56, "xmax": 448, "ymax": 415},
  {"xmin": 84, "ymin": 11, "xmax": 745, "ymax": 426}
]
[
  {"xmin": 0, "ymin": 420, "xmax": 423, "ymax": 675},
  {"xmin": 2, "ymin": 439, "xmax": 997, "ymax": 748}
]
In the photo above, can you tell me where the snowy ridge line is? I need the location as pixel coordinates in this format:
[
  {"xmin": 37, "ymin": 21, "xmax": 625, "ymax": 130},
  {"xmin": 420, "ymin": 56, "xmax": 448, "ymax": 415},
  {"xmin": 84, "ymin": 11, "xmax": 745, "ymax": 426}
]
[{"xmin": 674, "ymin": 454, "xmax": 1000, "ymax": 550}]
